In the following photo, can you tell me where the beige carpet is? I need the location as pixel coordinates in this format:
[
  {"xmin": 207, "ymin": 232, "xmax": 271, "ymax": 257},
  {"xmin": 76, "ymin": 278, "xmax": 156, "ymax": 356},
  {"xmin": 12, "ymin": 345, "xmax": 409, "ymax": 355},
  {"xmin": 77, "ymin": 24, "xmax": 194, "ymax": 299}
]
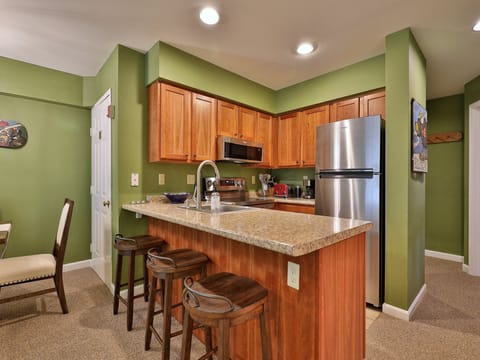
[
  {"xmin": 1, "ymin": 257, "xmax": 480, "ymax": 359},
  {"xmin": 0, "ymin": 269, "xmax": 205, "ymax": 359},
  {"xmin": 367, "ymin": 256, "xmax": 480, "ymax": 359}
]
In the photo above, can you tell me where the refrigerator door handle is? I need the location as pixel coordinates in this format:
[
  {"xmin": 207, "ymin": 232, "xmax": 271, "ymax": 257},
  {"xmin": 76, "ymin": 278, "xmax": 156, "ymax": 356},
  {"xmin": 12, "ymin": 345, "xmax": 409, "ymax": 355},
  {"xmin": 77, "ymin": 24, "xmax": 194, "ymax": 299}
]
[{"xmin": 317, "ymin": 169, "xmax": 375, "ymax": 179}]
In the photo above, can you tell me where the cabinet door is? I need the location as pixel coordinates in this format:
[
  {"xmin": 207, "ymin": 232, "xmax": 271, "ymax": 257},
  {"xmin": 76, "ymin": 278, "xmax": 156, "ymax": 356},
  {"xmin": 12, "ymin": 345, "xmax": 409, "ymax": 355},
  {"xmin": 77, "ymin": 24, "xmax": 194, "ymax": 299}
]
[
  {"xmin": 301, "ymin": 105, "xmax": 329, "ymax": 167},
  {"xmin": 238, "ymin": 107, "xmax": 256, "ymax": 141},
  {"xmin": 273, "ymin": 203, "xmax": 315, "ymax": 214},
  {"xmin": 360, "ymin": 90, "xmax": 386, "ymax": 119},
  {"xmin": 277, "ymin": 112, "xmax": 301, "ymax": 167},
  {"xmin": 217, "ymin": 100, "xmax": 238, "ymax": 137},
  {"xmin": 160, "ymin": 83, "xmax": 191, "ymax": 161},
  {"xmin": 256, "ymin": 112, "xmax": 273, "ymax": 167},
  {"xmin": 148, "ymin": 81, "xmax": 161, "ymax": 162},
  {"xmin": 191, "ymin": 93, "xmax": 217, "ymax": 162},
  {"xmin": 330, "ymin": 97, "xmax": 360, "ymax": 122}
]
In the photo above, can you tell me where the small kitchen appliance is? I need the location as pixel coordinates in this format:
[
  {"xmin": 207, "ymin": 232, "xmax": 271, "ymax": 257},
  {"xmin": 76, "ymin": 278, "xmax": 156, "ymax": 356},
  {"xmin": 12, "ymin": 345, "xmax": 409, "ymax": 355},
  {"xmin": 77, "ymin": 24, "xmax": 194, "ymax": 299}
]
[
  {"xmin": 303, "ymin": 179, "xmax": 315, "ymax": 199},
  {"xmin": 273, "ymin": 183, "xmax": 289, "ymax": 198}
]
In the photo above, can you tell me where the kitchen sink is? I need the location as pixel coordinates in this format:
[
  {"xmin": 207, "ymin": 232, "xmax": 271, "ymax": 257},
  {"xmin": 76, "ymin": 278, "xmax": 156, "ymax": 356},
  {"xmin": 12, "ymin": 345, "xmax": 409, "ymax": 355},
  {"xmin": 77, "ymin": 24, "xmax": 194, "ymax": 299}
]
[{"xmin": 178, "ymin": 204, "xmax": 253, "ymax": 213}]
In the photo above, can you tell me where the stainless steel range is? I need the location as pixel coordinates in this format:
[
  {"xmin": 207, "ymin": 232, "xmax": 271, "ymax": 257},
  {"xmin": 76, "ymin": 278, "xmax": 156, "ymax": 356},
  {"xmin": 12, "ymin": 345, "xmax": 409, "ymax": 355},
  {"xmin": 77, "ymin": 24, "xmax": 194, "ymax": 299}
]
[{"xmin": 202, "ymin": 177, "xmax": 274, "ymax": 208}]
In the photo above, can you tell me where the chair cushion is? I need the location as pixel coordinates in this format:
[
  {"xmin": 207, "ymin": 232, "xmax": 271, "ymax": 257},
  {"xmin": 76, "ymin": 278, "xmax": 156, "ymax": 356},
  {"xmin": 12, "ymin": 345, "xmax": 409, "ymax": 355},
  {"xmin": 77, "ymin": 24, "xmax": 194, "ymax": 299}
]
[{"xmin": 0, "ymin": 254, "xmax": 56, "ymax": 286}]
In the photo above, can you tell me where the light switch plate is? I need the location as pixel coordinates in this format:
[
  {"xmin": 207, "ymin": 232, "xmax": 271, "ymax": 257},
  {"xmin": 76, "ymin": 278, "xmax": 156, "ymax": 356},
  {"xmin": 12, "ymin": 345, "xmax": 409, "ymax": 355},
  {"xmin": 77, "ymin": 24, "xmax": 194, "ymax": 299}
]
[
  {"xmin": 252, "ymin": 175, "xmax": 256, "ymax": 185},
  {"xmin": 287, "ymin": 261, "xmax": 300, "ymax": 290},
  {"xmin": 131, "ymin": 173, "xmax": 139, "ymax": 187},
  {"xmin": 187, "ymin": 174, "xmax": 195, "ymax": 185},
  {"xmin": 158, "ymin": 173, "xmax": 165, "ymax": 185}
]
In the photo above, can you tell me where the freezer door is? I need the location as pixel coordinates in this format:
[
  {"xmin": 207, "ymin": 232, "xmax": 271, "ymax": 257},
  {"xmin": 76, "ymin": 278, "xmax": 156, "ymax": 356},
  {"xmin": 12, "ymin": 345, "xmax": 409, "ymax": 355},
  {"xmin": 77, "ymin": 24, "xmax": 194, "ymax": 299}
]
[
  {"xmin": 315, "ymin": 175, "xmax": 382, "ymax": 306},
  {"xmin": 316, "ymin": 115, "xmax": 382, "ymax": 172}
]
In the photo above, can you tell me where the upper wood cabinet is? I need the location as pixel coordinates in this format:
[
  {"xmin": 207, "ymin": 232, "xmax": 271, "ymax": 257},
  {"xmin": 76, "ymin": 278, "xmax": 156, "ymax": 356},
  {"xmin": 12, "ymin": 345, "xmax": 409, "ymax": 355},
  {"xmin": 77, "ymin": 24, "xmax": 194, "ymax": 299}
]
[
  {"xmin": 277, "ymin": 112, "xmax": 301, "ymax": 167},
  {"xmin": 148, "ymin": 82, "xmax": 216, "ymax": 163},
  {"xmin": 217, "ymin": 100, "xmax": 238, "ymax": 138},
  {"xmin": 160, "ymin": 84, "xmax": 191, "ymax": 161},
  {"xmin": 330, "ymin": 97, "xmax": 360, "ymax": 122},
  {"xmin": 360, "ymin": 90, "xmax": 386, "ymax": 119},
  {"xmin": 301, "ymin": 105, "xmax": 329, "ymax": 167},
  {"xmin": 238, "ymin": 107, "xmax": 256, "ymax": 141},
  {"xmin": 217, "ymin": 100, "xmax": 256, "ymax": 140},
  {"xmin": 191, "ymin": 93, "xmax": 217, "ymax": 162},
  {"xmin": 255, "ymin": 112, "xmax": 274, "ymax": 168}
]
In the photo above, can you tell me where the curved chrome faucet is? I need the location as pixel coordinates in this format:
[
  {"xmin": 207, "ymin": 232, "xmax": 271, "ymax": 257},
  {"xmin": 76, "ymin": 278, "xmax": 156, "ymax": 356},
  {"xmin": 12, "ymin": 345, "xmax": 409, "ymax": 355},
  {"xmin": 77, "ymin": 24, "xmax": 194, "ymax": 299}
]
[{"xmin": 195, "ymin": 160, "xmax": 220, "ymax": 209}]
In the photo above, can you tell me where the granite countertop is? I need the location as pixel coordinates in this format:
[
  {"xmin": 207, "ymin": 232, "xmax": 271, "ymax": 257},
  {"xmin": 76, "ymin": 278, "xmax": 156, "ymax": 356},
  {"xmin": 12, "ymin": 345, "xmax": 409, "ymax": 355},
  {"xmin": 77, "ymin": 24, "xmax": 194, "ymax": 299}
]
[
  {"xmin": 271, "ymin": 197, "xmax": 315, "ymax": 206},
  {"xmin": 122, "ymin": 202, "xmax": 371, "ymax": 257}
]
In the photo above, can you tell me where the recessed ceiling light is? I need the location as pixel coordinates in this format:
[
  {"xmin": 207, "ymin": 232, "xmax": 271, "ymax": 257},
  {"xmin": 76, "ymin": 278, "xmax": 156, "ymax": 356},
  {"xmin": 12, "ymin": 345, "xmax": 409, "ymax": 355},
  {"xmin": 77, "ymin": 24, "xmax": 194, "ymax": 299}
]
[
  {"xmin": 200, "ymin": 7, "xmax": 219, "ymax": 25},
  {"xmin": 296, "ymin": 42, "xmax": 315, "ymax": 55},
  {"xmin": 474, "ymin": 20, "xmax": 480, "ymax": 31}
]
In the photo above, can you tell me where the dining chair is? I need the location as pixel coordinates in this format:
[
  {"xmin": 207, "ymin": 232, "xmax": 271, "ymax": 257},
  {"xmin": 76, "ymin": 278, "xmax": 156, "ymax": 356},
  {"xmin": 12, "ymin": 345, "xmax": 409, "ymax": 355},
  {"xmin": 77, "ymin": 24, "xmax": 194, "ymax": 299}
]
[
  {"xmin": 0, "ymin": 221, "xmax": 12, "ymax": 259},
  {"xmin": 0, "ymin": 198, "xmax": 74, "ymax": 314}
]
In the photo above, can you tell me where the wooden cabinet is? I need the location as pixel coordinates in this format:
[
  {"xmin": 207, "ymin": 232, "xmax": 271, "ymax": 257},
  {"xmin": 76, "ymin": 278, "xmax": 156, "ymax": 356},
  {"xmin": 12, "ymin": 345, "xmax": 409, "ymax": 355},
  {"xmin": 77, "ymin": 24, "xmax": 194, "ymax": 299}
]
[
  {"xmin": 160, "ymin": 84, "xmax": 191, "ymax": 161},
  {"xmin": 217, "ymin": 100, "xmax": 238, "ymax": 138},
  {"xmin": 191, "ymin": 93, "xmax": 217, "ymax": 161},
  {"xmin": 330, "ymin": 97, "xmax": 360, "ymax": 122},
  {"xmin": 277, "ymin": 112, "xmax": 301, "ymax": 167},
  {"xmin": 148, "ymin": 82, "xmax": 216, "ymax": 163},
  {"xmin": 301, "ymin": 105, "xmax": 329, "ymax": 167},
  {"xmin": 255, "ymin": 112, "xmax": 274, "ymax": 167},
  {"xmin": 217, "ymin": 100, "xmax": 256, "ymax": 140},
  {"xmin": 273, "ymin": 202, "xmax": 315, "ymax": 214},
  {"xmin": 360, "ymin": 90, "xmax": 386, "ymax": 119}
]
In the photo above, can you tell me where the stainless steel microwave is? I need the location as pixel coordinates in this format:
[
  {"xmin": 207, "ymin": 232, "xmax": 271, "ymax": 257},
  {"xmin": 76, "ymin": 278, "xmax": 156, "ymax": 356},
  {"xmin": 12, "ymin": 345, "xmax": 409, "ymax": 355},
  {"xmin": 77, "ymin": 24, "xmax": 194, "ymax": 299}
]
[{"xmin": 217, "ymin": 135, "xmax": 263, "ymax": 163}]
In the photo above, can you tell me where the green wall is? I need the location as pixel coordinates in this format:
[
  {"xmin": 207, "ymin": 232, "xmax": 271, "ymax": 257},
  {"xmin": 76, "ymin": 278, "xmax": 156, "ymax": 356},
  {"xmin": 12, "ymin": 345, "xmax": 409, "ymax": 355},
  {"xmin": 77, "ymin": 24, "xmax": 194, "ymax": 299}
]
[
  {"xmin": 0, "ymin": 57, "xmax": 84, "ymax": 107},
  {"xmin": 463, "ymin": 75, "xmax": 480, "ymax": 264},
  {"xmin": 425, "ymin": 95, "xmax": 464, "ymax": 255},
  {"xmin": 0, "ymin": 93, "xmax": 90, "ymax": 263},
  {"xmin": 276, "ymin": 55, "xmax": 385, "ymax": 113},
  {"xmin": 385, "ymin": 29, "xmax": 427, "ymax": 310},
  {"xmin": 146, "ymin": 42, "xmax": 277, "ymax": 113}
]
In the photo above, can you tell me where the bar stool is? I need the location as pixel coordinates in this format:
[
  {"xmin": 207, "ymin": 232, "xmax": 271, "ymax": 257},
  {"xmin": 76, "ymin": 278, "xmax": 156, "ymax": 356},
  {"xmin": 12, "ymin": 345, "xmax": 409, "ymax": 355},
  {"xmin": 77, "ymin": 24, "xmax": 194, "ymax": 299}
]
[
  {"xmin": 180, "ymin": 272, "xmax": 271, "ymax": 360},
  {"xmin": 145, "ymin": 248, "xmax": 209, "ymax": 360},
  {"xmin": 113, "ymin": 234, "xmax": 165, "ymax": 331}
]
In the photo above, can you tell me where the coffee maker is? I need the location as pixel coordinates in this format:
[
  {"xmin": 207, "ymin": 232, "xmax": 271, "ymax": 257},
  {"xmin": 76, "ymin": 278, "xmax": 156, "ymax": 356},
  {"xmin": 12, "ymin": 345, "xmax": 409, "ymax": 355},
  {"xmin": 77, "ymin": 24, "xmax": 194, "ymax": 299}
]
[{"xmin": 303, "ymin": 178, "xmax": 315, "ymax": 199}]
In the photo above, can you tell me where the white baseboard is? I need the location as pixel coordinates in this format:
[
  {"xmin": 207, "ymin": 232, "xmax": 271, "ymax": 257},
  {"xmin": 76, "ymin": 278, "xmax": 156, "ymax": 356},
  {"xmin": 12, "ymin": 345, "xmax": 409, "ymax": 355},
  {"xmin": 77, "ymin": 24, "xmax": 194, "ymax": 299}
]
[
  {"xmin": 463, "ymin": 263, "xmax": 469, "ymax": 273},
  {"xmin": 63, "ymin": 259, "xmax": 92, "ymax": 272},
  {"xmin": 382, "ymin": 283, "xmax": 427, "ymax": 321},
  {"xmin": 425, "ymin": 249, "xmax": 464, "ymax": 263}
]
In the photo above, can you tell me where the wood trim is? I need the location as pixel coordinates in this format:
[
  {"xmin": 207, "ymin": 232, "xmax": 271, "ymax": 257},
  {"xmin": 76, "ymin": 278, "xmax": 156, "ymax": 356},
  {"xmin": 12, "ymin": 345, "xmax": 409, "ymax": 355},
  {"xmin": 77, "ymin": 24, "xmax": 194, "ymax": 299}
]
[{"xmin": 427, "ymin": 131, "xmax": 463, "ymax": 144}]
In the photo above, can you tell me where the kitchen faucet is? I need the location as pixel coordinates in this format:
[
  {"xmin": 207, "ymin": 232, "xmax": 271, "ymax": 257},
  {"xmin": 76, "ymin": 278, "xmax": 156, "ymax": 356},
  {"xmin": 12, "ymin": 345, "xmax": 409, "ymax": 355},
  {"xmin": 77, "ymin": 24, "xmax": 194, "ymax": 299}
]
[{"xmin": 195, "ymin": 160, "xmax": 220, "ymax": 209}]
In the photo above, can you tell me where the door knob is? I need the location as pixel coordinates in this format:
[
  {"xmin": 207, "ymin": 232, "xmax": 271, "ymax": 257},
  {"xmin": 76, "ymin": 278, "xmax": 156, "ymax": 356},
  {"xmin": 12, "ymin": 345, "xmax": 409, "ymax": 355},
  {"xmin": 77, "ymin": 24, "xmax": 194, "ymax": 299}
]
[{"xmin": 103, "ymin": 200, "xmax": 111, "ymax": 207}]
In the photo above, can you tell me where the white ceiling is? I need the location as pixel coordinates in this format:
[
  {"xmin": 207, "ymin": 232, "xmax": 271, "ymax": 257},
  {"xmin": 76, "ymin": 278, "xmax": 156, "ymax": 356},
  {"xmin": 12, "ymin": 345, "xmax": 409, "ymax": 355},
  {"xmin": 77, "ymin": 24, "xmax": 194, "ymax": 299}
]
[{"xmin": 1, "ymin": 0, "xmax": 479, "ymax": 100}]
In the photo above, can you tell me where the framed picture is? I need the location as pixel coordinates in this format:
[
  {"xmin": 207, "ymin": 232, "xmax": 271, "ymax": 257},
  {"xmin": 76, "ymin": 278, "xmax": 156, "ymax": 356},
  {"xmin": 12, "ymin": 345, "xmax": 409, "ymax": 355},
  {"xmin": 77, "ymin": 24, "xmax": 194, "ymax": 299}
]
[{"xmin": 411, "ymin": 99, "xmax": 428, "ymax": 172}]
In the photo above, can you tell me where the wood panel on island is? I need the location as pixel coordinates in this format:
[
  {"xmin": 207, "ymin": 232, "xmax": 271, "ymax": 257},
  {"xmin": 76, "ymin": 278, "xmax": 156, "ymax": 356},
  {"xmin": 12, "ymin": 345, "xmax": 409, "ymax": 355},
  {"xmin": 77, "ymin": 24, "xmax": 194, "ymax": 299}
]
[{"xmin": 273, "ymin": 202, "xmax": 315, "ymax": 214}]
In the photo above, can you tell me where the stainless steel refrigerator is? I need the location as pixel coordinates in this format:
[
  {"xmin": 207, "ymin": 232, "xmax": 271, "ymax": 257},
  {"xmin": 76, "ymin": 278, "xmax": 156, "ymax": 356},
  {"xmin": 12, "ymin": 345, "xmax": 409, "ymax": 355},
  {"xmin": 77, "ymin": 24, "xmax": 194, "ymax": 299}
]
[{"xmin": 315, "ymin": 115, "xmax": 384, "ymax": 307}]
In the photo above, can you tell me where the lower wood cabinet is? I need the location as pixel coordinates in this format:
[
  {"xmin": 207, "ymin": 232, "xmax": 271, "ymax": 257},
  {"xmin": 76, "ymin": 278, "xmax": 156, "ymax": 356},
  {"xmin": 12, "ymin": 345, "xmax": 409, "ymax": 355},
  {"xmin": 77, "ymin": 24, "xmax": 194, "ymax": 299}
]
[{"xmin": 273, "ymin": 202, "xmax": 315, "ymax": 214}]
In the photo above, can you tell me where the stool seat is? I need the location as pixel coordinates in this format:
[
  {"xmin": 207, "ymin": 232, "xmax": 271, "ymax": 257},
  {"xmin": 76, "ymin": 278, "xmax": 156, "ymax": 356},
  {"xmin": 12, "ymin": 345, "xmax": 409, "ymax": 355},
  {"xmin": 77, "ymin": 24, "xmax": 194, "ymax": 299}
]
[
  {"xmin": 181, "ymin": 272, "xmax": 270, "ymax": 360},
  {"xmin": 113, "ymin": 234, "xmax": 165, "ymax": 331},
  {"xmin": 145, "ymin": 248, "xmax": 209, "ymax": 360}
]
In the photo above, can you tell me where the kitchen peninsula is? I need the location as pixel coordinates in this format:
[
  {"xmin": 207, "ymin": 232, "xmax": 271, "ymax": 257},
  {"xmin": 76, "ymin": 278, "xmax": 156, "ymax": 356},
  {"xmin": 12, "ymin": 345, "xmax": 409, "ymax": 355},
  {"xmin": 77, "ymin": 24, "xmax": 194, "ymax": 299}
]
[{"xmin": 122, "ymin": 202, "xmax": 371, "ymax": 360}]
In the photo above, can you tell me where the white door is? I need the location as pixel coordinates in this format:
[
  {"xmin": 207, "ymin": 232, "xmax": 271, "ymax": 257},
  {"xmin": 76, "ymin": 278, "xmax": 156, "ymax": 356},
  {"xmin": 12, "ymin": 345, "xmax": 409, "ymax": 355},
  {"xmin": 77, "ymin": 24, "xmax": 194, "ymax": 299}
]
[
  {"xmin": 469, "ymin": 100, "xmax": 480, "ymax": 276},
  {"xmin": 91, "ymin": 89, "xmax": 112, "ymax": 286}
]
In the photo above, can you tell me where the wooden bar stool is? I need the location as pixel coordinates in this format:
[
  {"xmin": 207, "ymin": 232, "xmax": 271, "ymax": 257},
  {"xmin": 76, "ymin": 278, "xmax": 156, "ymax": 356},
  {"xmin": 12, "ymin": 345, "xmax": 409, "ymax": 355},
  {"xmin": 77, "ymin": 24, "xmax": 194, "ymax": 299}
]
[
  {"xmin": 180, "ymin": 272, "xmax": 271, "ymax": 360},
  {"xmin": 113, "ymin": 234, "xmax": 165, "ymax": 331},
  {"xmin": 145, "ymin": 248, "xmax": 209, "ymax": 360}
]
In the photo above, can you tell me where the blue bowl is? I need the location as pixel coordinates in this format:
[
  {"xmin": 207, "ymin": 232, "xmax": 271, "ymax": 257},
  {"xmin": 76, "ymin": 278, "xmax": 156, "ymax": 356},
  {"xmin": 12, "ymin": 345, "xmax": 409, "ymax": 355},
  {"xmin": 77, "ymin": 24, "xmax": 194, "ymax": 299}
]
[{"xmin": 164, "ymin": 192, "xmax": 189, "ymax": 204}]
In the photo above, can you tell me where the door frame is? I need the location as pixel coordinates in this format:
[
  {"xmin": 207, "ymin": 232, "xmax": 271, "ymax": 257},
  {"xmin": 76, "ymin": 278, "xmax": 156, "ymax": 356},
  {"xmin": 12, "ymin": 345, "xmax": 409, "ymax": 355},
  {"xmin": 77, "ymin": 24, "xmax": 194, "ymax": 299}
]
[{"xmin": 468, "ymin": 99, "xmax": 480, "ymax": 275}]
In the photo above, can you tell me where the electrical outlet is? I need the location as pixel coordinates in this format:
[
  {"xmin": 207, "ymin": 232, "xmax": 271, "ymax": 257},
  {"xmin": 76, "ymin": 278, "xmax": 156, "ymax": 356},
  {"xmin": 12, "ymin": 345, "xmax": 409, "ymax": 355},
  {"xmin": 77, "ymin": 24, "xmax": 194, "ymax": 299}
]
[
  {"xmin": 130, "ymin": 173, "xmax": 139, "ymax": 187},
  {"xmin": 187, "ymin": 174, "xmax": 196, "ymax": 185},
  {"xmin": 158, "ymin": 173, "xmax": 165, "ymax": 185},
  {"xmin": 252, "ymin": 175, "xmax": 256, "ymax": 185},
  {"xmin": 287, "ymin": 261, "xmax": 300, "ymax": 290}
]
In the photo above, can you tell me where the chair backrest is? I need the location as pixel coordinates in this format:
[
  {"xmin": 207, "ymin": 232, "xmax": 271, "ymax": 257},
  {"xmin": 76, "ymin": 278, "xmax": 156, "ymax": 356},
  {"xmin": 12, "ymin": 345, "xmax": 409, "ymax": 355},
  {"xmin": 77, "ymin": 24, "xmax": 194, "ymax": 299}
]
[
  {"xmin": 0, "ymin": 221, "xmax": 12, "ymax": 259},
  {"xmin": 53, "ymin": 199, "xmax": 74, "ymax": 272}
]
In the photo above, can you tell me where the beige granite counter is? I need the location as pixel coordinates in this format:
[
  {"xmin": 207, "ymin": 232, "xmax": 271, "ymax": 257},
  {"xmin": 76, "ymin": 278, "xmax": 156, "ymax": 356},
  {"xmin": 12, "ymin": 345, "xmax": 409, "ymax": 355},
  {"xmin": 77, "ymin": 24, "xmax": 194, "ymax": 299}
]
[
  {"xmin": 271, "ymin": 197, "xmax": 315, "ymax": 206},
  {"xmin": 122, "ymin": 202, "xmax": 371, "ymax": 257}
]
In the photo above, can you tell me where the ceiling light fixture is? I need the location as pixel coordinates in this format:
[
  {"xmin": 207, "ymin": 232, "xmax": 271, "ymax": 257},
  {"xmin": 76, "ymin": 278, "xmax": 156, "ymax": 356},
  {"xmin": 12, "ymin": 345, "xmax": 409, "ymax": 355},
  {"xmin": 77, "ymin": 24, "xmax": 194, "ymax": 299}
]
[
  {"xmin": 474, "ymin": 20, "xmax": 480, "ymax": 31},
  {"xmin": 200, "ymin": 7, "xmax": 220, "ymax": 25},
  {"xmin": 296, "ymin": 42, "xmax": 315, "ymax": 55}
]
